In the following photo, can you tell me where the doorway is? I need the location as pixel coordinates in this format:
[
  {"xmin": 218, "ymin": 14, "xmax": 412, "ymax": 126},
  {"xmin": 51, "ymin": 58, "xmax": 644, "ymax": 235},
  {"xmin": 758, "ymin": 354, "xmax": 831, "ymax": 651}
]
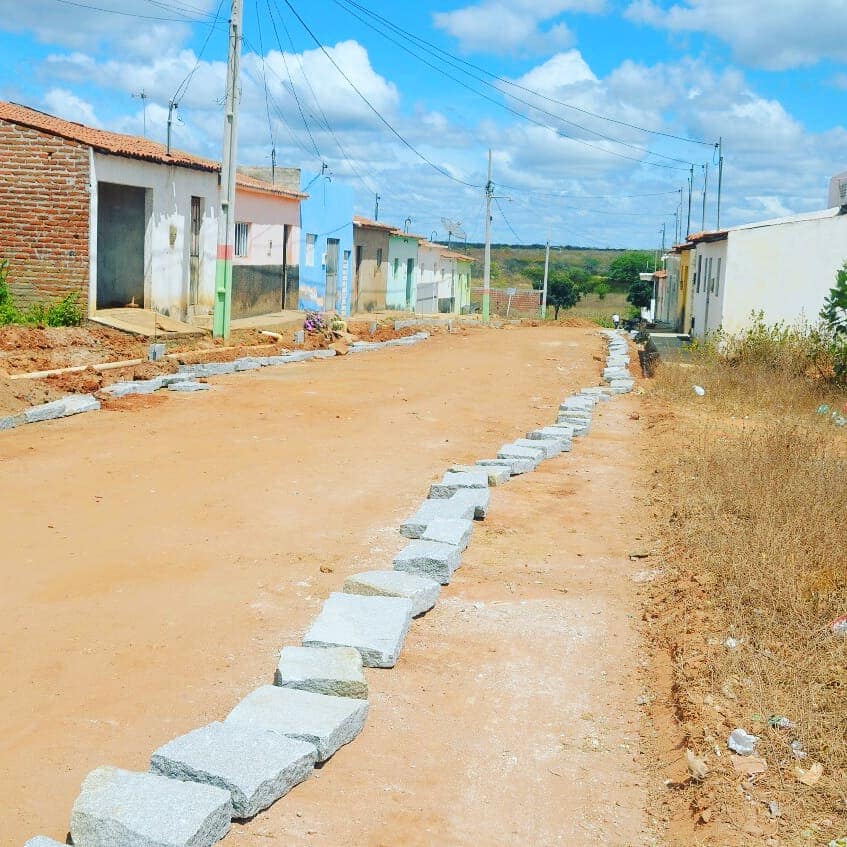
[
  {"xmin": 96, "ymin": 182, "xmax": 146, "ymax": 309},
  {"xmin": 325, "ymin": 238, "xmax": 340, "ymax": 312},
  {"xmin": 353, "ymin": 245, "xmax": 363, "ymax": 313},
  {"xmin": 188, "ymin": 196, "xmax": 202, "ymax": 313},
  {"xmin": 405, "ymin": 258, "xmax": 415, "ymax": 308}
]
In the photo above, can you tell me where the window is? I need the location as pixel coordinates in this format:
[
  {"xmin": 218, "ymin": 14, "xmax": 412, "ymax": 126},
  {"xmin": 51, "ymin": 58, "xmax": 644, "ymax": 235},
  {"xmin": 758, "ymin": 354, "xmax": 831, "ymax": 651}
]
[
  {"xmin": 716, "ymin": 258, "xmax": 722, "ymax": 295},
  {"xmin": 306, "ymin": 233, "xmax": 317, "ymax": 267},
  {"xmin": 394, "ymin": 257, "xmax": 400, "ymax": 279},
  {"xmin": 696, "ymin": 255, "xmax": 702, "ymax": 293},
  {"xmin": 376, "ymin": 247, "xmax": 383, "ymax": 268},
  {"xmin": 234, "ymin": 222, "xmax": 249, "ymax": 258}
]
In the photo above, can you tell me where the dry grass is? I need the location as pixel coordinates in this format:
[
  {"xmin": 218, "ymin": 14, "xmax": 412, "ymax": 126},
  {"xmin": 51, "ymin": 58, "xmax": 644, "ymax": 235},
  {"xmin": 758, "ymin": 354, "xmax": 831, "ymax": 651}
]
[{"xmin": 647, "ymin": 342, "xmax": 847, "ymax": 843}]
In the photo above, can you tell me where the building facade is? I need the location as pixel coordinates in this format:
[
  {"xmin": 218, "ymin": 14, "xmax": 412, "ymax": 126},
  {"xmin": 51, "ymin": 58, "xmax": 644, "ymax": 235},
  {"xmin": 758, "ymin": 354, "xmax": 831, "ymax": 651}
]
[
  {"xmin": 386, "ymin": 230, "xmax": 421, "ymax": 311},
  {"xmin": 352, "ymin": 216, "xmax": 393, "ymax": 313}
]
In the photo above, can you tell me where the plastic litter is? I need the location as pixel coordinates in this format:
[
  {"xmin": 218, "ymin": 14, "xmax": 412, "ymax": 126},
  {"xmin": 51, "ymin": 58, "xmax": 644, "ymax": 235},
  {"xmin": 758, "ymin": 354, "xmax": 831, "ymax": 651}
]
[
  {"xmin": 817, "ymin": 404, "xmax": 831, "ymax": 415},
  {"xmin": 728, "ymin": 728, "xmax": 758, "ymax": 755},
  {"xmin": 831, "ymin": 615, "xmax": 847, "ymax": 637},
  {"xmin": 693, "ymin": 385, "xmax": 706, "ymax": 397},
  {"xmin": 768, "ymin": 715, "xmax": 795, "ymax": 730},
  {"xmin": 791, "ymin": 739, "xmax": 808, "ymax": 759},
  {"xmin": 828, "ymin": 837, "xmax": 847, "ymax": 847},
  {"xmin": 769, "ymin": 801, "xmax": 782, "ymax": 818},
  {"xmin": 724, "ymin": 636, "xmax": 743, "ymax": 650},
  {"xmin": 686, "ymin": 749, "xmax": 709, "ymax": 781},
  {"xmin": 833, "ymin": 414, "xmax": 847, "ymax": 427},
  {"xmin": 795, "ymin": 761, "xmax": 823, "ymax": 785}
]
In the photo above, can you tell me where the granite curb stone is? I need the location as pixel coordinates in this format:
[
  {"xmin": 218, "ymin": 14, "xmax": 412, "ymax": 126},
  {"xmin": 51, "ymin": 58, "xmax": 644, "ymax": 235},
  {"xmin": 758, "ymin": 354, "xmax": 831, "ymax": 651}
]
[
  {"xmin": 303, "ymin": 593, "xmax": 414, "ymax": 668},
  {"xmin": 421, "ymin": 517, "xmax": 474, "ymax": 551},
  {"xmin": 393, "ymin": 539, "xmax": 462, "ymax": 584},
  {"xmin": 400, "ymin": 495, "xmax": 476, "ymax": 538},
  {"xmin": 225, "ymin": 685, "xmax": 368, "ymax": 762},
  {"xmin": 150, "ymin": 721, "xmax": 316, "ymax": 820},
  {"xmin": 275, "ymin": 646, "xmax": 367, "ymax": 699},
  {"xmin": 429, "ymin": 470, "xmax": 490, "ymax": 498},
  {"xmin": 70, "ymin": 765, "xmax": 232, "ymax": 847},
  {"xmin": 476, "ymin": 456, "xmax": 535, "ymax": 475},
  {"xmin": 343, "ymin": 570, "xmax": 440, "ymax": 616}
]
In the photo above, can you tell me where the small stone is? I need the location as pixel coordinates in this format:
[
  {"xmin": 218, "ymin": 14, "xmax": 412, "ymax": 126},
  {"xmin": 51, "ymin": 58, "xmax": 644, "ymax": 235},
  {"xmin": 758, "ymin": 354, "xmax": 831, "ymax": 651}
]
[
  {"xmin": 421, "ymin": 518, "xmax": 474, "ymax": 551},
  {"xmin": 70, "ymin": 766, "xmax": 232, "ymax": 847},
  {"xmin": 429, "ymin": 470, "xmax": 490, "ymax": 498},
  {"xmin": 225, "ymin": 685, "xmax": 368, "ymax": 762},
  {"xmin": 344, "ymin": 570, "xmax": 440, "ymax": 616},
  {"xmin": 303, "ymin": 592, "xmax": 414, "ymax": 668},
  {"xmin": 275, "ymin": 646, "xmax": 367, "ymax": 699},
  {"xmin": 394, "ymin": 539, "xmax": 462, "ymax": 584},
  {"xmin": 294, "ymin": 330, "xmax": 305, "ymax": 345},
  {"xmin": 629, "ymin": 548, "xmax": 650, "ymax": 560},
  {"xmin": 150, "ymin": 721, "xmax": 316, "ymax": 820}
]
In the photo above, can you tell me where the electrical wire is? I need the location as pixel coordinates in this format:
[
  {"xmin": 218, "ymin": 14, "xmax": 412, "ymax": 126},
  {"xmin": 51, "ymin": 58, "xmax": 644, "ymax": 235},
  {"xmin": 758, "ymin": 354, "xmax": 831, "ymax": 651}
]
[
  {"xmin": 333, "ymin": 0, "xmax": 693, "ymax": 171},
  {"xmin": 280, "ymin": 0, "xmax": 483, "ymax": 190},
  {"xmin": 47, "ymin": 0, "xmax": 215, "ymax": 21},
  {"xmin": 340, "ymin": 0, "xmax": 713, "ymax": 148},
  {"xmin": 170, "ymin": 0, "xmax": 226, "ymax": 104},
  {"xmin": 494, "ymin": 197, "xmax": 524, "ymax": 244}
]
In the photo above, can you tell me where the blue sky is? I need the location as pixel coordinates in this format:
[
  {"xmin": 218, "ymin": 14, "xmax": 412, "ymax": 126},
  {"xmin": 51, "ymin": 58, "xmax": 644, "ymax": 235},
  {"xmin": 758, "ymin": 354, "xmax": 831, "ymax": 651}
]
[{"xmin": 1, "ymin": 0, "xmax": 845, "ymax": 248}]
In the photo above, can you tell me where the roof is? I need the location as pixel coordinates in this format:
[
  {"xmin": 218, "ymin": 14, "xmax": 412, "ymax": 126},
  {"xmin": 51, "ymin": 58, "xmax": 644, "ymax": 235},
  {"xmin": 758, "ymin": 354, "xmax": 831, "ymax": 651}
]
[
  {"xmin": 688, "ymin": 229, "xmax": 729, "ymax": 244},
  {"xmin": 440, "ymin": 249, "xmax": 475, "ymax": 262},
  {"xmin": 389, "ymin": 228, "xmax": 429, "ymax": 241},
  {"xmin": 0, "ymin": 101, "xmax": 306, "ymax": 199},
  {"xmin": 235, "ymin": 172, "xmax": 306, "ymax": 200},
  {"xmin": 730, "ymin": 205, "xmax": 845, "ymax": 232},
  {"xmin": 353, "ymin": 215, "xmax": 396, "ymax": 231}
]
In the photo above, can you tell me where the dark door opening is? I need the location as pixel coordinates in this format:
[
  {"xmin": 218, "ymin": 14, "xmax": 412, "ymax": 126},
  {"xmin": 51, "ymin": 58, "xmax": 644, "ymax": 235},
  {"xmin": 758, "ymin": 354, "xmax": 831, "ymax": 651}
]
[
  {"xmin": 325, "ymin": 237, "xmax": 340, "ymax": 312},
  {"xmin": 353, "ymin": 245, "xmax": 363, "ymax": 312},
  {"xmin": 189, "ymin": 196, "xmax": 201, "ymax": 312},
  {"xmin": 97, "ymin": 182, "xmax": 146, "ymax": 309},
  {"xmin": 405, "ymin": 258, "xmax": 415, "ymax": 308}
]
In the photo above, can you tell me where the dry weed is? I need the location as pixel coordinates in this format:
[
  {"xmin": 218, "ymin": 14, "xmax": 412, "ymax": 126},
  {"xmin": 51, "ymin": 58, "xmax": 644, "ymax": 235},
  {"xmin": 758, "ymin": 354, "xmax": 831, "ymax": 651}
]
[{"xmin": 647, "ymin": 352, "xmax": 847, "ymax": 843}]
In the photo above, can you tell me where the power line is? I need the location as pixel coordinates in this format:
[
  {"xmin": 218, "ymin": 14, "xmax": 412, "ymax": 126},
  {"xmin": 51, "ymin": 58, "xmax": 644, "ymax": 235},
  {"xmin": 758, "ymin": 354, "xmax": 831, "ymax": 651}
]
[
  {"xmin": 333, "ymin": 0, "xmax": 693, "ymax": 171},
  {"xmin": 171, "ymin": 0, "xmax": 226, "ymax": 104},
  {"xmin": 340, "ymin": 0, "xmax": 713, "ymax": 149},
  {"xmin": 253, "ymin": 0, "xmax": 278, "ymax": 163},
  {"xmin": 494, "ymin": 197, "xmax": 523, "ymax": 244},
  {"xmin": 47, "ymin": 0, "xmax": 216, "ymax": 21},
  {"xmin": 279, "ymin": 0, "xmax": 483, "ymax": 190}
]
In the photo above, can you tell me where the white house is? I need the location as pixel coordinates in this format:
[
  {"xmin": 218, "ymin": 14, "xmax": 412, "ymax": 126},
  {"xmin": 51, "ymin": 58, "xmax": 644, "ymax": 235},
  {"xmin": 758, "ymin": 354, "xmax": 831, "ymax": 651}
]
[{"xmin": 688, "ymin": 206, "xmax": 847, "ymax": 338}]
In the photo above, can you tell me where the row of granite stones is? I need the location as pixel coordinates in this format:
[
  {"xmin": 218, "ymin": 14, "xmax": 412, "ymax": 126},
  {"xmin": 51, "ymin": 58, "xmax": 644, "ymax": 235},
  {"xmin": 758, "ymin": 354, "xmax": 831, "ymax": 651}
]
[
  {"xmin": 1, "ymin": 333, "xmax": 431, "ymax": 433},
  {"xmin": 24, "ymin": 331, "xmax": 631, "ymax": 847}
]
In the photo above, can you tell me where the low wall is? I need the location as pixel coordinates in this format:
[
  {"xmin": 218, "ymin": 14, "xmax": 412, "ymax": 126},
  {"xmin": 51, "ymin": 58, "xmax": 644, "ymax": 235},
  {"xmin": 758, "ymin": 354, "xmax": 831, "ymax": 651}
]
[{"xmin": 233, "ymin": 264, "xmax": 299, "ymax": 318}]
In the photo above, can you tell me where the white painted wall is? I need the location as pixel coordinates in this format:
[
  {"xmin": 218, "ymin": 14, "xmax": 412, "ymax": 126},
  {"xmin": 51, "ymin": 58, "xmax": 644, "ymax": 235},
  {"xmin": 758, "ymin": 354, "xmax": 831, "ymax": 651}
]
[
  {"xmin": 720, "ymin": 211, "xmax": 847, "ymax": 335},
  {"xmin": 91, "ymin": 153, "xmax": 219, "ymax": 319},
  {"xmin": 233, "ymin": 187, "xmax": 300, "ymax": 267},
  {"xmin": 690, "ymin": 240, "xmax": 728, "ymax": 338}
]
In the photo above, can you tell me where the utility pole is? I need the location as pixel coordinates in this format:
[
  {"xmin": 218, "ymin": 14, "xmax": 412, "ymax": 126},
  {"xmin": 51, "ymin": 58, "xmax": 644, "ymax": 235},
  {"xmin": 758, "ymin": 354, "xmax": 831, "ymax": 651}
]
[
  {"xmin": 132, "ymin": 90, "xmax": 148, "ymax": 137},
  {"xmin": 166, "ymin": 99, "xmax": 178, "ymax": 155},
  {"xmin": 661, "ymin": 221, "xmax": 666, "ymax": 253},
  {"xmin": 701, "ymin": 163, "xmax": 709, "ymax": 232},
  {"xmin": 482, "ymin": 149, "xmax": 493, "ymax": 323},
  {"xmin": 686, "ymin": 164, "xmax": 693, "ymax": 239},
  {"xmin": 715, "ymin": 137, "xmax": 724, "ymax": 230},
  {"xmin": 270, "ymin": 146, "xmax": 277, "ymax": 185},
  {"xmin": 212, "ymin": 0, "xmax": 243, "ymax": 339},
  {"xmin": 373, "ymin": 193, "xmax": 380, "ymax": 221},
  {"xmin": 541, "ymin": 232, "xmax": 550, "ymax": 320}
]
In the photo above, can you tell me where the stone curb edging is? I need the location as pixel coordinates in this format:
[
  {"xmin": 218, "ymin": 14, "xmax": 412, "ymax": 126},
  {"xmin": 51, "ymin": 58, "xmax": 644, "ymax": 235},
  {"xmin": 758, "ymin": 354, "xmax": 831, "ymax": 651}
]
[
  {"xmin": 1, "ymin": 333, "xmax": 431, "ymax": 436},
  {"xmin": 24, "ymin": 329, "xmax": 634, "ymax": 846}
]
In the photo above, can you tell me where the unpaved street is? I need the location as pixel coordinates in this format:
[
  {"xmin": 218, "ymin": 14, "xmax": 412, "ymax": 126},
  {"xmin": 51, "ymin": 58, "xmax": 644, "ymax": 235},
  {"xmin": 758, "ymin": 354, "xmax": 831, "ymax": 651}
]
[{"xmin": 1, "ymin": 326, "xmax": 650, "ymax": 845}]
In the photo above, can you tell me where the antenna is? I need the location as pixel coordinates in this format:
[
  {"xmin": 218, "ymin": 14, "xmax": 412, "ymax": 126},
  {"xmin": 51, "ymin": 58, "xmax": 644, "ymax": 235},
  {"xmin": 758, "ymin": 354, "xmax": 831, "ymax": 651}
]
[
  {"xmin": 440, "ymin": 216, "xmax": 466, "ymax": 250},
  {"xmin": 132, "ymin": 90, "xmax": 148, "ymax": 137}
]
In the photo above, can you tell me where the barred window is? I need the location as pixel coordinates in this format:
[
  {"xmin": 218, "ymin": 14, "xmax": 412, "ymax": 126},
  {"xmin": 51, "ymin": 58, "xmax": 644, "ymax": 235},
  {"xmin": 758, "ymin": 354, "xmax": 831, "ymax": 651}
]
[{"xmin": 234, "ymin": 222, "xmax": 249, "ymax": 258}]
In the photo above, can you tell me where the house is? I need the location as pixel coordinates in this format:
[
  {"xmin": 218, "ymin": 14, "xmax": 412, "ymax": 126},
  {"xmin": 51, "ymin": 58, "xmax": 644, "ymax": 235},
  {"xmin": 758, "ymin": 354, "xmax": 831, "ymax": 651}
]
[
  {"xmin": 352, "ymin": 216, "xmax": 394, "ymax": 313},
  {"xmin": 688, "ymin": 230, "xmax": 728, "ymax": 337},
  {"xmin": 299, "ymin": 170, "xmax": 354, "ymax": 315},
  {"xmin": 386, "ymin": 229, "xmax": 422, "ymax": 311},
  {"xmin": 231, "ymin": 173, "xmax": 306, "ymax": 318},
  {"xmin": 416, "ymin": 241, "xmax": 474, "ymax": 314},
  {"xmin": 416, "ymin": 240, "xmax": 442, "ymax": 313},
  {"xmin": 0, "ymin": 101, "xmax": 306, "ymax": 325},
  {"xmin": 440, "ymin": 249, "xmax": 475, "ymax": 314}
]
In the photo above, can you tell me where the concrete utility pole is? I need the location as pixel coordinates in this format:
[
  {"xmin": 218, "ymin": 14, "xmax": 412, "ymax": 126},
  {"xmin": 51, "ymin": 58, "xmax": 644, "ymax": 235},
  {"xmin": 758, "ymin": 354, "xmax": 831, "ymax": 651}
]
[
  {"xmin": 374, "ymin": 193, "xmax": 380, "ymax": 221},
  {"xmin": 686, "ymin": 164, "xmax": 693, "ymax": 239},
  {"xmin": 212, "ymin": 0, "xmax": 243, "ymax": 339},
  {"xmin": 701, "ymin": 163, "xmax": 709, "ymax": 233},
  {"xmin": 482, "ymin": 149, "xmax": 493, "ymax": 323},
  {"xmin": 715, "ymin": 137, "xmax": 724, "ymax": 230},
  {"xmin": 541, "ymin": 233, "xmax": 550, "ymax": 320},
  {"xmin": 166, "ymin": 99, "xmax": 178, "ymax": 154}
]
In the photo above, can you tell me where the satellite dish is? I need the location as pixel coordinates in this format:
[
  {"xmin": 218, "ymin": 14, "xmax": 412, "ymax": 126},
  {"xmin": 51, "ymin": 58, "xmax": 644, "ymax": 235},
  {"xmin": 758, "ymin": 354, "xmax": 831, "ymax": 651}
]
[{"xmin": 441, "ymin": 217, "xmax": 466, "ymax": 241}]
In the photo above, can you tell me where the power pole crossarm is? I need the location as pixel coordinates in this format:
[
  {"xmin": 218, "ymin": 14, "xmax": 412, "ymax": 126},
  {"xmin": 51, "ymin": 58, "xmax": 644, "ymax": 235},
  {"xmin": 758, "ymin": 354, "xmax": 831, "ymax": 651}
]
[{"xmin": 212, "ymin": 0, "xmax": 243, "ymax": 339}]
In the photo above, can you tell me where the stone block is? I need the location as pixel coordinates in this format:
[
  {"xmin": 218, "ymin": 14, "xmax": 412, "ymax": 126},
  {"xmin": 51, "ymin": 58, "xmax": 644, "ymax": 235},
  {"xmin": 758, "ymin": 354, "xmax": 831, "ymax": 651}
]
[
  {"xmin": 23, "ymin": 400, "xmax": 67, "ymax": 423},
  {"xmin": 150, "ymin": 721, "xmax": 316, "ymax": 820},
  {"xmin": 0, "ymin": 414, "xmax": 21, "ymax": 431},
  {"xmin": 148, "ymin": 343, "xmax": 166, "ymax": 362},
  {"xmin": 399, "ymin": 495, "xmax": 476, "ymax": 538},
  {"xmin": 294, "ymin": 330, "xmax": 305, "ymax": 345},
  {"xmin": 514, "ymin": 437, "xmax": 561, "ymax": 458},
  {"xmin": 225, "ymin": 685, "xmax": 368, "ymax": 763},
  {"xmin": 275, "ymin": 646, "xmax": 367, "ymax": 699},
  {"xmin": 555, "ymin": 417, "xmax": 589, "ymax": 435},
  {"xmin": 429, "ymin": 469, "xmax": 489, "ymax": 498},
  {"xmin": 450, "ymin": 486, "xmax": 490, "ymax": 519},
  {"xmin": 580, "ymin": 386, "xmax": 613, "ymax": 401},
  {"xmin": 526, "ymin": 426, "xmax": 574, "ymax": 443},
  {"xmin": 169, "ymin": 381, "xmax": 211, "ymax": 392},
  {"xmin": 449, "ymin": 464, "xmax": 510, "ymax": 485},
  {"xmin": 61, "ymin": 394, "xmax": 101, "ymax": 416},
  {"xmin": 303, "ymin": 592, "xmax": 413, "ymax": 668},
  {"xmin": 344, "ymin": 570, "xmax": 440, "ymax": 616},
  {"xmin": 234, "ymin": 357, "xmax": 263, "ymax": 371},
  {"xmin": 70, "ymin": 766, "xmax": 231, "ymax": 847},
  {"xmin": 348, "ymin": 341, "xmax": 382, "ymax": 353},
  {"xmin": 190, "ymin": 362, "xmax": 238, "ymax": 377},
  {"xmin": 560, "ymin": 397, "xmax": 596, "ymax": 411},
  {"xmin": 24, "ymin": 838, "xmax": 66, "ymax": 847},
  {"xmin": 162, "ymin": 373, "xmax": 195, "ymax": 386},
  {"xmin": 310, "ymin": 349, "xmax": 337, "ymax": 359},
  {"xmin": 421, "ymin": 517, "xmax": 473, "ymax": 551},
  {"xmin": 498, "ymin": 443, "xmax": 545, "ymax": 462},
  {"xmin": 476, "ymin": 456, "xmax": 535, "ymax": 475},
  {"xmin": 393, "ymin": 539, "xmax": 461, "ymax": 584},
  {"xmin": 609, "ymin": 378, "xmax": 635, "ymax": 393},
  {"xmin": 394, "ymin": 319, "xmax": 418, "ymax": 330}
]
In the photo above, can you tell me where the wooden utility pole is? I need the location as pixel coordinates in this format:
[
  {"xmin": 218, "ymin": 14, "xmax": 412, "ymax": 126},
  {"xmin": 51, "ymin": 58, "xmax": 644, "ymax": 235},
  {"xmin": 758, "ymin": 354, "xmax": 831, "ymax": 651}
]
[
  {"xmin": 482, "ymin": 150, "xmax": 493, "ymax": 323},
  {"xmin": 213, "ymin": 0, "xmax": 243, "ymax": 338}
]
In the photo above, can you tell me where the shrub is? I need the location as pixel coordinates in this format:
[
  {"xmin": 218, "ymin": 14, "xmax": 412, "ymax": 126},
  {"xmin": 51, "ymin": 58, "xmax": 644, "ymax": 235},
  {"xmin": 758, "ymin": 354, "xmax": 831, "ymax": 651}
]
[
  {"xmin": 0, "ymin": 260, "xmax": 85, "ymax": 327},
  {"xmin": 595, "ymin": 282, "xmax": 610, "ymax": 300}
]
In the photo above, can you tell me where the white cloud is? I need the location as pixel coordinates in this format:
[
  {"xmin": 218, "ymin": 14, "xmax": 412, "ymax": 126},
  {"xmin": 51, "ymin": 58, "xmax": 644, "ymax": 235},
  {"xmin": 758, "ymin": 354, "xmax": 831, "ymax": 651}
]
[
  {"xmin": 433, "ymin": 0, "xmax": 605, "ymax": 55},
  {"xmin": 42, "ymin": 88, "xmax": 100, "ymax": 127},
  {"xmin": 625, "ymin": 0, "xmax": 847, "ymax": 70}
]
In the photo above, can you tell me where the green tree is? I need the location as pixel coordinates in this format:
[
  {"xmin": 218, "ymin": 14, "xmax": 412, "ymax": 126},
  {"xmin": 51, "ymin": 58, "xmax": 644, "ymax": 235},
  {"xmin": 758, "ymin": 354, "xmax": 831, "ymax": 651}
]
[
  {"xmin": 595, "ymin": 282, "xmax": 610, "ymax": 300},
  {"xmin": 584, "ymin": 257, "xmax": 600, "ymax": 275},
  {"xmin": 608, "ymin": 251, "xmax": 652, "ymax": 287},
  {"xmin": 820, "ymin": 260, "xmax": 847, "ymax": 334},
  {"xmin": 547, "ymin": 269, "xmax": 582, "ymax": 318}
]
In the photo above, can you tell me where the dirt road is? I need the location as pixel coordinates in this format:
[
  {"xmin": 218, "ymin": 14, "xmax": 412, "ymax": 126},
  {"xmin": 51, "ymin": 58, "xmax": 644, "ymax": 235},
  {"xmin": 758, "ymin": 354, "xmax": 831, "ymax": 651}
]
[{"xmin": 1, "ymin": 325, "xmax": 651, "ymax": 845}]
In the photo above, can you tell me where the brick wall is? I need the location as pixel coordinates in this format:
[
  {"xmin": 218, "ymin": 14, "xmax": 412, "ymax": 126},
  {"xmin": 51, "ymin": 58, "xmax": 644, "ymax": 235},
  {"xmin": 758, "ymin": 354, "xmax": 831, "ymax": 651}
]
[
  {"xmin": 472, "ymin": 287, "xmax": 541, "ymax": 317},
  {"xmin": 0, "ymin": 120, "xmax": 91, "ymax": 308}
]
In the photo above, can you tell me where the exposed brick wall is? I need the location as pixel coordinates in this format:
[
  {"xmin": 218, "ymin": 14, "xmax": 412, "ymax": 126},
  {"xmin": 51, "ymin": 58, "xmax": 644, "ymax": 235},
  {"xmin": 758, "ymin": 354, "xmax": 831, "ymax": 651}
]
[
  {"xmin": 0, "ymin": 119, "xmax": 91, "ymax": 308},
  {"xmin": 472, "ymin": 287, "xmax": 541, "ymax": 316}
]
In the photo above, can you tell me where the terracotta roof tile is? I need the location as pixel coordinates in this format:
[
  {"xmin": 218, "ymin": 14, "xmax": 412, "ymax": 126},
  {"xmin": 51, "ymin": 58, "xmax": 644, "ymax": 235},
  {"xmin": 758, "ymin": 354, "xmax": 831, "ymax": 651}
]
[
  {"xmin": 235, "ymin": 172, "xmax": 307, "ymax": 200},
  {"xmin": 353, "ymin": 215, "xmax": 396, "ymax": 231}
]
